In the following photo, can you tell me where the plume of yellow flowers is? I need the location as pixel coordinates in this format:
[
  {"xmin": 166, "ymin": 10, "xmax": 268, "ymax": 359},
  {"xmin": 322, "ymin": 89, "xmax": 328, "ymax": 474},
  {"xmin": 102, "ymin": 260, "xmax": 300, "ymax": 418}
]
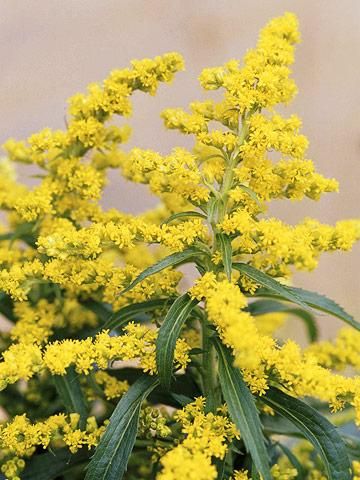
[
  {"xmin": 158, "ymin": 398, "xmax": 239, "ymax": 480},
  {"xmin": 0, "ymin": 11, "xmax": 359, "ymax": 480}
]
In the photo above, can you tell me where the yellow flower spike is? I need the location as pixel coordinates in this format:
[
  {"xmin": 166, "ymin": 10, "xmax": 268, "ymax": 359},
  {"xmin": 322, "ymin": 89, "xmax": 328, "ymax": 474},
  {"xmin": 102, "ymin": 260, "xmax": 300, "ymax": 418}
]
[
  {"xmin": 94, "ymin": 371, "xmax": 129, "ymax": 400},
  {"xmin": 0, "ymin": 325, "xmax": 191, "ymax": 389},
  {"xmin": 0, "ymin": 11, "xmax": 359, "ymax": 479},
  {"xmin": 159, "ymin": 399, "xmax": 238, "ymax": 480}
]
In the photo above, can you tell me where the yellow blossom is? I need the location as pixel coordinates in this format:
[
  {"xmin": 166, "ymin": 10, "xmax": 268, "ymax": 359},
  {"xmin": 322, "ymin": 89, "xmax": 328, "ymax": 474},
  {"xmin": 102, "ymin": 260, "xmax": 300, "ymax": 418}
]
[{"xmin": 158, "ymin": 398, "xmax": 238, "ymax": 480}]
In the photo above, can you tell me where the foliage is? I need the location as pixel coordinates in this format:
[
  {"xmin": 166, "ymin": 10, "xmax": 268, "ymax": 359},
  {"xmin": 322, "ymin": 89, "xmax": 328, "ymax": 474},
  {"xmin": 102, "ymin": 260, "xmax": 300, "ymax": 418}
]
[{"xmin": 0, "ymin": 12, "xmax": 359, "ymax": 480}]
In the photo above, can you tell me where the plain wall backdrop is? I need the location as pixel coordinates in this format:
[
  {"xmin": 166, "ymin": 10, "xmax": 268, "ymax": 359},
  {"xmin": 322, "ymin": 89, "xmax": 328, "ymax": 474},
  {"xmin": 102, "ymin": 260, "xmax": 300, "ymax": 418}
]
[{"xmin": 0, "ymin": 0, "xmax": 359, "ymax": 336}]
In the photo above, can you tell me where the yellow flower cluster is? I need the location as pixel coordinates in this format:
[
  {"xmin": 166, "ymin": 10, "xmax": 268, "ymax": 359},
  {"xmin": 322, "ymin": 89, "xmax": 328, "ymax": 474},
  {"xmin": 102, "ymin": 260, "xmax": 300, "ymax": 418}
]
[
  {"xmin": 0, "ymin": 252, "xmax": 182, "ymax": 308},
  {"xmin": 354, "ymin": 461, "xmax": 360, "ymax": 480},
  {"xmin": 5, "ymin": 52, "xmax": 183, "ymax": 165},
  {"xmin": 190, "ymin": 273, "xmax": 274, "ymax": 394},
  {"xmin": 232, "ymin": 465, "xmax": 297, "ymax": 480},
  {"xmin": 200, "ymin": 13, "xmax": 299, "ymax": 110},
  {"xmin": 190, "ymin": 275, "xmax": 360, "ymax": 420},
  {"xmin": 119, "ymin": 147, "xmax": 210, "ymax": 204},
  {"xmin": 254, "ymin": 311, "xmax": 287, "ymax": 335},
  {"xmin": 219, "ymin": 212, "xmax": 360, "ymax": 276},
  {"xmin": 233, "ymin": 113, "xmax": 339, "ymax": 203},
  {"xmin": 1, "ymin": 413, "xmax": 104, "ymax": 456},
  {"xmin": 158, "ymin": 397, "xmax": 238, "ymax": 480},
  {"xmin": 93, "ymin": 371, "xmax": 129, "ymax": 400},
  {"xmin": 138, "ymin": 406, "xmax": 171, "ymax": 439},
  {"xmin": 0, "ymin": 413, "xmax": 105, "ymax": 479},
  {"xmin": 306, "ymin": 327, "xmax": 360, "ymax": 371},
  {"xmin": 0, "ymin": 11, "xmax": 359, "ymax": 478},
  {"xmin": 163, "ymin": 10, "xmax": 301, "ymax": 150},
  {"xmin": 0, "ymin": 163, "xmax": 27, "ymax": 214},
  {"xmin": 37, "ymin": 215, "xmax": 207, "ymax": 260},
  {"xmin": 159, "ymin": 448, "xmax": 217, "ymax": 480},
  {"xmin": 10, "ymin": 297, "xmax": 97, "ymax": 344},
  {"xmin": 1, "ymin": 52, "xmax": 183, "ymax": 229},
  {"xmin": 0, "ymin": 324, "xmax": 190, "ymax": 390},
  {"xmin": 0, "ymin": 258, "xmax": 44, "ymax": 301},
  {"xmin": 0, "ymin": 13, "xmax": 356, "ymax": 315}
]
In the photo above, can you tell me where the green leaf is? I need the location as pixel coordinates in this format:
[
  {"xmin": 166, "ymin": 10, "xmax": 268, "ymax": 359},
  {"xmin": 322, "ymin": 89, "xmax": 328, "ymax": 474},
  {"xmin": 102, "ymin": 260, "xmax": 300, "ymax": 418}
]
[
  {"xmin": 53, "ymin": 367, "xmax": 88, "ymax": 429},
  {"xmin": 262, "ymin": 414, "xmax": 303, "ymax": 438},
  {"xmin": 0, "ymin": 232, "xmax": 13, "ymax": 241},
  {"xmin": 85, "ymin": 375, "xmax": 158, "ymax": 480},
  {"xmin": 251, "ymin": 463, "xmax": 261, "ymax": 480},
  {"xmin": 233, "ymin": 263, "xmax": 309, "ymax": 311},
  {"xmin": 253, "ymin": 285, "xmax": 360, "ymax": 331},
  {"xmin": 103, "ymin": 367, "xmax": 203, "ymax": 405},
  {"xmin": 0, "ymin": 222, "xmax": 37, "ymax": 248},
  {"xmin": 161, "ymin": 210, "xmax": 206, "ymax": 225},
  {"xmin": 262, "ymin": 388, "xmax": 351, "ymax": 480},
  {"xmin": 237, "ymin": 184, "xmax": 262, "ymax": 207},
  {"xmin": 215, "ymin": 455, "xmax": 226, "ymax": 480},
  {"xmin": 21, "ymin": 448, "xmax": 90, "ymax": 480},
  {"xmin": 103, "ymin": 298, "xmax": 175, "ymax": 331},
  {"xmin": 170, "ymin": 393, "xmax": 194, "ymax": 407},
  {"xmin": 247, "ymin": 299, "xmax": 318, "ymax": 342},
  {"xmin": 0, "ymin": 292, "xmax": 15, "ymax": 321},
  {"xmin": 287, "ymin": 308, "xmax": 318, "ymax": 343},
  {"xmin": 121, "ymin": 248, "xmax": 202, "ymax": 294},
  {"xmin": 216, "ymin": 233, "xmax": 232, "ymax": 280},
  {"xmin": 291, "ymin": 287, "xmax": 358, "ymax": 330},
  {"xmin": 156, "ymin": 293, "xmax": 198, "ymax": 389},
  {"xmin": 247, "ymin": 299, "xmax": 300, "ymax": 316},
  {"xmin": 341, "ymin": 433, "xmax": 360, "ymax": 460},
  {"xmin": 214, "ymin": 339, "xmax": 271, "ymax": 480}
]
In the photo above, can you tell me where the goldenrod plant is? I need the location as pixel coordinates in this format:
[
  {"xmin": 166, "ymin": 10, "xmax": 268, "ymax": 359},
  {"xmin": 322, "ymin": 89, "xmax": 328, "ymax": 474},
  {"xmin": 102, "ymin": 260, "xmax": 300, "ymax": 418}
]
[{"xmin": 0, "ymin": 12, "xmax": 360, "ymax": 480}]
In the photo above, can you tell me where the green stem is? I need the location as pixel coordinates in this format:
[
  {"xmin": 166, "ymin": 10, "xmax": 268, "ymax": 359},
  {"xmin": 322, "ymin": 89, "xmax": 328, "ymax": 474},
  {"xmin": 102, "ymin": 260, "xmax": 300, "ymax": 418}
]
[
  {"xmin": 202, "ymin": 318, "xmax": 220, "ymax": 412},
  {"xmin": 201, "ymin": 110, "xmax": 253, "ymax": 412},
  {"xmin": 210, "ymin": 114, "xmax": 250, "ymax": 230},
  {"xmin": 219, "ymin": 119, "xmax": 249, "ymax": 209}
]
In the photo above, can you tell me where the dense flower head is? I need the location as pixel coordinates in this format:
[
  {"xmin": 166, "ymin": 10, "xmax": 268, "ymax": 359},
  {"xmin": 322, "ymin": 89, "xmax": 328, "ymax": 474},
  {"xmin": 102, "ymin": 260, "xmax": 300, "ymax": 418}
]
[
  {"xmin": 0, "ymin": 12, "xmax": 359, "ymax": 480},
  {"xmin": 190, "ymin": 274, "xmax": 360, "ymax": 422},
  {"xmin": 0, "ymin": 324, "xmax": 190, "ymax": 392},
  {"xmin": 198, "ymin": 12, "xmax": 299, "ymax": 112},
  {"xmin": 158, "ymin": 398, "xmax": 238, "ymax": 480}
]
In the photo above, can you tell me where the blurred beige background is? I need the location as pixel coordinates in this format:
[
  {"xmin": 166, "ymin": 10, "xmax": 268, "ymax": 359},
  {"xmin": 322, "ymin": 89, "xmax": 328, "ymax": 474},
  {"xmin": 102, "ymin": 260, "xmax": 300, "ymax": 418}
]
[{"xmin": 0, "ymin": 0, "xmax": 359, "ymax": 334}]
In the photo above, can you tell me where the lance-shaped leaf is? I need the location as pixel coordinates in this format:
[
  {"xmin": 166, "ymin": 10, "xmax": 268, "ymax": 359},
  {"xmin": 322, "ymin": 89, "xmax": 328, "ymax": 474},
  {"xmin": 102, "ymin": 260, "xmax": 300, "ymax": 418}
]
[
  {"xmin": 277, "ymin": 443, "xmax": 307, "ymax": 479},
  {"xmin": 161, "ymin": 210, "xmax": 207, "ymax": 225},
  {"xmin": 85, "ymin": 375, "xmax": 158, "ymax": 480},
  {"xmin": 156, "ymin": 293, "xmax": 198, "ymax": 389},
  {"xmin": 341, "ymin": 433, "xmax": 360, "ymax": 460},
  {"xmin": 214, "ymin": 340, "xmax": 271, "ymax": 480},
  {"xmin": 262, "ymin": 388, "xmax": 351, "ymax": 480},
  {"xmin": 290, "ymin": 287, "xmax": 358, "ymax": 329},
  {"xmin": 0, "ymin": 221, "xmax": 37, "ymax": 247},
  {"xmin": 0, "ymin": 232, "xmax": 13, "ymax": 241},
  {"xmin": 246, "ymin": 299, "xmax": 318, "ymax": 342},
  {"xmin": 53, "ymin": 367, "xmax": 88, "ymax": 429},
  {"xmin": 233, "ymin": 263, "xmax": 309, "ymax": 310},
  {"xmin": 0, "ymin": 292, "xmax": 15, "ymax": 321},
  {"xmin": 286, "ymin": 308, "xmax": 319, "ymax": 342},
  {"xmin": 103, "ymin": 298, "xmax": 175, "ymax": 331},
  {"xmin": 22, "ymin": 448, "xmax": 90, "ymax": 480},
  {"xmin": 216, "ymin": 233, "xmax": 232, "ymax": 280},
  {"xmin": 238, "ymin": 184, "xmax": 262, "ymax": 206},
  {"xmin": 108, "ymin": 367, "xmax": 200, "ymax": 407},
  {"xmin": 253, "ymin": 285, "xmax": 360, "ymax": 331},
  {"xmin": 121, "ymin": 248, "xmax": 202, "ymax": 294}
]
